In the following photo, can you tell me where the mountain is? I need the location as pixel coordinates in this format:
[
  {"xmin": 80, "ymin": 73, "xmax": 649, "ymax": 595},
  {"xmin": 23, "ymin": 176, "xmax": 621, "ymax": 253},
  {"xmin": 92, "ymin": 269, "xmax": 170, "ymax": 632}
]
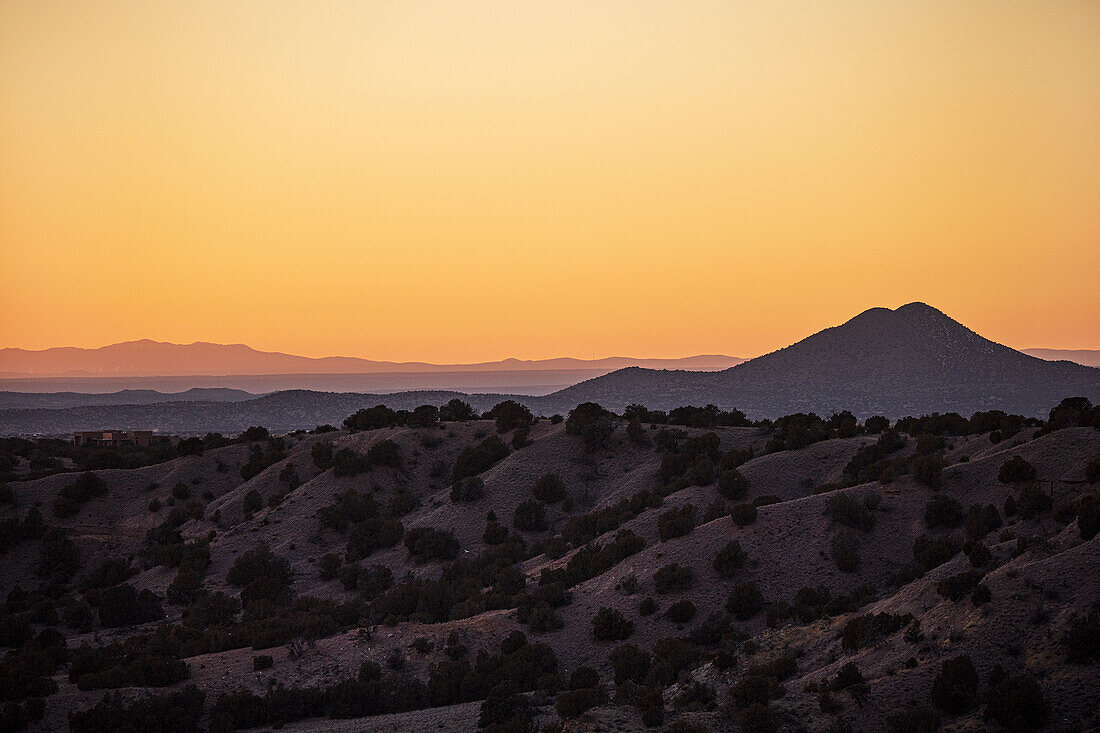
[
  {"xmin": 0, "ymin": 388, "xmax": 257, "ymax": 410},
  {"xmin": 0, "ymin": 340, "xmax": 742, "ymax": 377},
  {"xmin": 3, "ymin": 303, "xmax": 1098, "ymax": 435},
  {"xmin": 536, "ymin": 302, "xmax": 1100, "ymax": 417},
  {"xmin": 1023, "ymin": 348, "xmax": 1100, "ymax": 368}
]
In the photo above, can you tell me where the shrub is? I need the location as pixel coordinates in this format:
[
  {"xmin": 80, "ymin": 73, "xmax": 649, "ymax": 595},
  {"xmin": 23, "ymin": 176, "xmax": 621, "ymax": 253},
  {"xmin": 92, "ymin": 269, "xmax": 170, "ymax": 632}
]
[
  {"xmin": 440, "ymin": 398, "xmax": 477, "ymax": 422},
  {"xmin": 513, "ymin": 499, "xmax": 548, "ymax": 532},
  {"xmin": 999, "ymin": 455, "xmax": 1036, "ymax": 483},
  {"xmin": 924, "ymin": 494, "xmax": 964, "ymax": 528},
  {"xmin": 453, "ymin": 436, "xmax": 510, "ymax": 482},
  {"xmin": 68, "ymin": 685, "xmax": 204, "ymax": 733},
  {"xmin": 934, "ymin": 569, "xmax": 984, "ymax": 603},
  {"xmin": 841, "ymin": 612, "xmax": 913, "ymax": 650},
  {"xmin": 666, "ymin": 600, "xmax": 696, "ymax": 624},
  {"xmin": 311, "ymin": 442, "xmax": 334, "ymax": 470},
  {"xmin": 166, "ymin": 570, "xmax": 204, "ymax": 605},
  {"xmin": 912, "ymin": 454, "xmax": 944, "ymax": 488},
  {"xmin": 965, "ymin": 503, "xmax": 1002, "ymax": 540},
  {"xmin": 491, "ymin": 400, "xmax": 534, "ymax": 434},
  {"xmin": 242, "ymin": 489, "xmax": 263, "ymax": 516},
  {"xmin": 404, "ymin": 527, "xmax": 459, "ymax": 563},
  {"xmin": 931, "ymin": 655, "xmax": 978, "ymax": 713},
  {"xmin": 253, "ymin": 655, "xmax": 273, "ymax": 671},
  {"xmin": 912, "ymin": 534, "xmax": 961, "ymax": 571},
  {"xmin": 832, "ymin": 661, "xmax": 864, "ymax": 690},
  {"xmin": 731, "ymin": 502, "xmax": 758, "ymax": 526},
  {"xmin": 450, "ymin": 476, "xmax": 485, "ymax": 503},
  {"xmin": 38, "ymin": 528, "xmax": 81, "ymax": 583},
  {"xmin": 713, "ymin": 540, "xmax": 747, "ymax": 577},
  {"xmin": 718, "ymin": 469, "xmax": 749, "ymax": 500},
  {"xmin": 318, "ymin": 553, "xmax": 341, "ymax": 581},
  {"xmin": 739, "ymin": 702, "xmax": 779, "ymax": 733},
  {"xmin": 1015, "ymin": 484, "xmax": 1052, "ymax": 519},
  {"xmin": 885, "ymin": 703, "xmax": 940, "ymax": 733},
  {"xmin": 80, "ymin": 558, "xmax": 138, "ymax": 592},
  {"xmin": 983, "ymin": 668, "xmax": 1046, "ymax": 730},
  {"xmin": 729, "ymin": 674, "xmax": 784, "ymax": 708},
  {"xmin": 688, "ymin": 457, "xmax": 716, "ymax": 486},
  {"xmin": 1060, "ymin": 612, "xmax": 1100, "ymax": 662},
  {"xmin": 565, "ymin": 402, "xmax": 616, "ymax": 451},
  {"xmin": 1077, "ymin": 494, "xmax": 1100, "ymax": 540},
  {"xmin": 345, "ymin": 517, "xmax": 404, "ymax": 560},
  {"xmin": 653, "ymin": 564, "xmax": 693, "ymax": 594},
  {"xmin": 181, "ymin": 592, "xmax": 239, "ymax": 627},
  {"xmin": 963, "ymin": 540, "xmax": 991, "ymax": 567},
  {"xmin": 53, "ymin": 472, "xmax": 106, "ymax": 517},
  {"xmin": 555, "ymin": 685, "xmax": 607, "ymax": 719},
  {"xmin": 828, "ymin": 492, "xmax": 876, "ymax": 531},
  {"xmin": 609, "ymin": 644, "xmax": 651, "ymax": 685},
  {"xmin": 638, "ymin": 597, "xmax": 657, "ymax": 616},
  {"xmin": 726, "ymin": 581, "xmax": 765, "ymax": 620},
  {"xmin": 533, "ymin": 473, "xmax": 567, "ymax": 503},
  {"xmin": 657, "ymin": 505, "xmax": 697, "ymax": 541},
  {"xmin": 831, "ymin": 529, "xmax": 860, "ymax": 572},
  {"xmin": 478, "ymin": 680, "xmax": 533, "ymax": 730},
  {"xmin": 226, "ymin": 544, "xmax": 291, "ymax": 588},
  {"xmin": 592, "ymin": 607, "xmax": 634, "ymax": 641}
]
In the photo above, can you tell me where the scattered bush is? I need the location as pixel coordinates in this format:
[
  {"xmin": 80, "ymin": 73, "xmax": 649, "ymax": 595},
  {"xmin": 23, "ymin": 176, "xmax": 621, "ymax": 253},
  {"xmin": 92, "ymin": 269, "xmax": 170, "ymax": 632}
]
[
  {"xmin": 53, "ymin": 472, "xmax": 106, "ymax": 517},
  {"xmin": 533, "ymin": 473, "xmax": 567, "ymax": 503},
  {"xmin": 983, "ymin": 668, "xmax": 1047, "ymax": 730},
  {"xmin": 453, "ymin": 436, "xmax": 510, "ymax": 482},
  {"xmin": 931, "ymin": 654, "xmax": 978, "ymax": 714},
  {"xmin": 832, "ymin": 529, "xmax": 860, "ymax": 572},
  {"xmin": 998, "ymin": 456, "xmax": 1036, "ymax": 484},
  {"xmin": 69, "ymin": 685, "xmax": 204, "ymax": 733},
  {"xmin": 885, "ymin": 703, "xmax": 940, "ymax": 733},
  {"xmin": 565, "ymin": 402, "xmax": 616, "ymax": 451},
  {"xmin": 404, "ymin": 527, "xmax": 459, "ymax": 563},
  {"xmin": 513, "ymin": 499, "xmax": 548, "ymax": 532},
  {"xmin": 924, "ymin": 494, "xmax": 964, "ymax": 528},
  {"xmin": 253, "ymin": 655, "xmax": 273, "ymax": 671},
  {"xmin": 726, "ymin": 581, "xmax": 765, "ymax": 620},
  {"xmin": 731, "ymin": 502, "xmax": 758, "ymax": 526},
  {"xmin": 657, "ymin": 505, "xmax": 697, "ymax": 541},
  {"xmin": 713, "ymin": 540, "xmax": 747, "ymax": 577},
  {"xmin": 450, "ymin": 476, "xmax": 485, "ymax": 503},
  {"xmin": 666, "ymin": 600, "xmax": 697, "ymax": 624},
  {"xmin": 592, "ymin": 607, "xmax": 633, "ymax": 641},
  {"xmin": 1015, "ymin": 484, "xmax": 1052, "ymax": 519},
  {"xmin": 841, "ymin": 612, "xmax": 913, "ymax": 650},
  {"xmin": 653, "ymin": 564, "xmax": 693, "ymax": 594},
  {"xmin": 718, "ymin": 469, "xmax": 749, "ymax": 500},
  {"xmin": 828, "ymin": 492, "xmax": 876, "ymax": 531}
]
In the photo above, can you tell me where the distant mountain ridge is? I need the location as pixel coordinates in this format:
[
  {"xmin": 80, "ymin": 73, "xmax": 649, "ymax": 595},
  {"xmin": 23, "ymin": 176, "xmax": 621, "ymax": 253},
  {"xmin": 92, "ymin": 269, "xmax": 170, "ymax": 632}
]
[
  {"xmin": 0, "ymin": 340, "xmax": 743, "ymax": 377},
  {"xmin": 1023, "ymin": 348, "xmax": 1100, "ymax": 368},
  {"xmin": 2, "ymin": 303, "xmax": 1097, "ymax": 434},
  {"xmin": 0, "ymin": 388, "xmax": 257, "ymax": 410}
]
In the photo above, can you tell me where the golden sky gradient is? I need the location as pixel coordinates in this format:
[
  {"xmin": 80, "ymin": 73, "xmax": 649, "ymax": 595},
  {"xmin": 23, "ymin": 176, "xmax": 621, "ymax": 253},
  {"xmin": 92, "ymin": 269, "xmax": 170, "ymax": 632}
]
[{"xmin": 2, "ymin": 0, "xmax": 1098, "ymax": 362}]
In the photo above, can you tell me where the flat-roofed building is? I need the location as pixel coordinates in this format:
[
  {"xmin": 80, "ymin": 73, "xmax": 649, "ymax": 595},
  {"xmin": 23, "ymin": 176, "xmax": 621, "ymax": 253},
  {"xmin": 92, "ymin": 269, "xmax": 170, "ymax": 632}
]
[{"xmin": 73, "ymin": 430, "xmax": 157, "ymax": 447}]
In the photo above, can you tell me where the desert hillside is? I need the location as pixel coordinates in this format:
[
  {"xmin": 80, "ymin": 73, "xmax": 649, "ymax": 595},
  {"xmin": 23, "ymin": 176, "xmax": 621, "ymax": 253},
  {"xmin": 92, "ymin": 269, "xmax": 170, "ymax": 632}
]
[{"xmin": 1, "ymin": 398, "xmax": 1098, "ymax": 732}]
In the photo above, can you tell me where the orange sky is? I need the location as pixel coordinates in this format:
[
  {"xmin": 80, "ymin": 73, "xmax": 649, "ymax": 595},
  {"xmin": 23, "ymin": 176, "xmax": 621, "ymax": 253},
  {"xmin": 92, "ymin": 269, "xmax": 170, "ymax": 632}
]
[{"xmin": 2, "ymin": 0, "xmax": 1098, "ymax": 362}]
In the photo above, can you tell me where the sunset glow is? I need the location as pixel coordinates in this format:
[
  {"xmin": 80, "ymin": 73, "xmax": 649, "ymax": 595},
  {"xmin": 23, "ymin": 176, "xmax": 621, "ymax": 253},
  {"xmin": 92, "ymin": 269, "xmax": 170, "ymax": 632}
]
[{"xmin": 3, "ymin": 0, "xmax": 1098, "ymax": 361}]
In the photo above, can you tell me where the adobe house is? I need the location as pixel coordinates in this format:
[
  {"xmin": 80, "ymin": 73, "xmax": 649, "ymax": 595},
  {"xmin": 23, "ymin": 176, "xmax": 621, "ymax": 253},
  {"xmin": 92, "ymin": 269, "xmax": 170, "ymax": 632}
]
[{"xmin": 72, "ymin": 430, "xmax": 160, "ymax": 447}]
